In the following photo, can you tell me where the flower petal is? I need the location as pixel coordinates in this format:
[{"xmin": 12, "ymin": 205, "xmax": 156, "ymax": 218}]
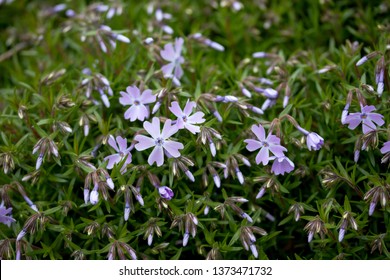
[
  {"xmin": 255, "ymin": 147, "xmax": 269, "ymax": 165},
  {"xmin": 162, "ymin": 62, "xmax": 175, "ymax": 77},
  {"xmin": 134, "ymin": 135, "xmax": 155, "ymax": 151},
  {"xmin": 136, "ymin": 104, "xmax": 150, "ymax": 121},
  {"xmin": 104, "ymin": 154, "xmax": 121, "ymax": 169},
  {"xmin": 160, "ymin": 43, "xmax": 175, "ymax": 61},
  {"xmin": 144, "ymin": 117, "xmax": 161, "ymax": 139},
  {"xmin": 174, "ymin": 64, "xmax": 184, "ymax": 79},
  {"xmin": 368, "ymin": 113, "xmax": 385, "ymax": 126},
  {"xmin": 139, "ymin": 89, "xmax": 156, "ymax": 104},
  {"xmin": 108, "ymin": 135, "xmax": 119, "ymax": 152},
  {"xmin": 148, "ymin": 145, "xmax": 164, "ymax": 166},
  {"xmin": 184, "ymin": 123, "xmax": 200, "ymax": 134},
  {"xmin": 127, "ymin": 85, "xmax": 141, "ymax": 99},
  {"xmin": 119, "ymin": 91, "xmax": 134, "ymax": 106},
  {"xmin": 251, "ymin": 124, "xmax": 265, "ymax": 141},
  {"xmin": 163, "ymin": 140, "xmax": 183, "ymax": 158},
  {"xmin": 244, "ymin": 139, "xmax": 262, "ymax": 152},
  {"xmin": 161, "ymin": 119, "xmax": 179, "ymax": 139},
  {"xmin": 169, "ymin": 101, "xmax": 184, "ymax": 118},
  {"xmin": 269, "ymin": 144, "xmax": 287, "ymax": 157},
  {"xmin": 174, "ymin": 37, "xmax": 184, "ymax": 56},
  {"xmin": 124, "ymin": 105, "xmax": 139, "ymax": 122},
  {"xmin": 116, "ymin": 136, "xmax": 127, "ymax": 152},
  {"xmin": 187, "ymin": 111, "xmax": 205, "ymax": 124},
  {"xmin": 183, "ymin": 100, "xmax": 196, "ymax": 116}
]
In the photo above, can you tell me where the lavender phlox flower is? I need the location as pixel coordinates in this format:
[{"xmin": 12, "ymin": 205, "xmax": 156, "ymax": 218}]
[
  {"xmin": 380, "ymin": 141, "xmax": 390, "ymax": 154},
  {"xmin": 244, "ymin": 124, "xmax": 287, "ymax": 165},
  {"xmin": 160, "ymin": 38, "xmax": 185, "ymax": 86},
  {"xmin": 105, "ymin": 1, "xmax": 123, "ymax": 19},
  {"xmin": 169, "ymin": 100, "xmax": 205, "ymax": 134},
  {"xmin": 104, "ymin": 135, "xmax": 132, "ymax": 173},
  {"xmin": 341, "ymin": 92, "xmax": 353, "ymax": 125},
  {"xmin": 158, "ymin": 186, "xmax": 174, "ymax": 200},
  {"xmin": 270, "ymin": 156, "xmax": 294, "ymax": 175},
  {"xmin": 0, "ymin": 201, "xmax": 15, "ymax": 227},
  {"xmin": 296, "ymin": 126, "xmax": 324, "ymax": 151},
  {"xmin": 119, "ymin": 85, "xmax": 156, "ymax": 122},
  {"xmin": 90, "ymin": 183, "xmax": 99, "ymax": 205},
  {"xmin": 344, "ymin": 105, "xmax": 385, "ymax": 134},
  {"xmin": 135, "ymin": 117, "xmax": 183, "ymax": 166}
]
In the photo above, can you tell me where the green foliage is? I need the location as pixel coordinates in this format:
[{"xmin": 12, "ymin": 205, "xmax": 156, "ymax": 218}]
[{"xmin": 0, "ymin": 0, "xmax": 389, "ymax": 260}]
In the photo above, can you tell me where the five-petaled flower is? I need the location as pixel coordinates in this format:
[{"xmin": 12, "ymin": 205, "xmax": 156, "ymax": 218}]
[
  {"xmin": 270, "ymin": 156, "xmax": 295, "ymax": 175},
  {"xmin": 158, "ymin": 186, "xmax": 174, "ymax": 200},
  {"xmin": 160, "ymin": 37, "xmax": 185, "ymax": 86},
  {"xmin": 169, "ymin": 100, "xmax": 205, "ymax": 134},
  {"xmin": 119, "ymin": 85, "xmax": 156, "ymax": 122},
  {"xmin": 344, "ymin": 105, "xmax": 385, "ymax": 134},
  {"xmin": 297, "ymin": 126, "xmax": 324, "ymax": 151},
  {"xmin": 244, "ymin": 124, "xmax": 287, "ymax": 165},
  {"xmin": 104, "ymin": 135, "xmax": 132, "ymax": 173},
  {"xmin": 134, "ymin": 117, "xmax": 184, "ymax": 166},
  {"xmin": 0, "ymin": 202, "xmax": 16, "ymax": 227}
]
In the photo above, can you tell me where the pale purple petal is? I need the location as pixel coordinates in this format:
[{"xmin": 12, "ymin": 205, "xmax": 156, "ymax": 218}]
[
  {"xmin": 345, "ymin": 113, "xmax": 362, "ymax": 130},
  {"xmin": 176, "ymin": 117, "xmax": 185, "ymax": 129},
  {"xmin": 271, "ymin": 156, "xmax": 294, "ymax": 175},
  {"xmin": 163, "ymin": 140, "xmax": 184, "ymax": 158},
  {"xmin": 251, "ymin": 124, "xmax": 266, "ymax": 141},
  {"xmin": 256, "ymin": 147, "xmax": 270, "ymax": 165},
  {"xmin": 144, "ymin": 117, "xmax": 161, "ymax": 139},
  {"xmin": 134, "ymin": 135, "xmax": 155, "ymax": 151},
  {"xmin": 266, "ymin": 135, "xmax": 281, "ymax": 145},
  {"xmin": 362, "ymin": 119, "xmax": 376, "ymax": 134},
  {"xmin": 139, "ymin": 89, "xmax": 156, "ymax": 104},
  {"xmin": 244, "ymin": 139, "xmax": 262, "ymax": 152},
  {"xmin": 104, "ymin": 154, "xmax": 121, "ymax": 169},
  {"xmin": 148, "ymin": 145, "xmax": 164, "ymax": 166},
  {"xmin": 174, "ymin": 64, "xmax": 184, "ymax": 79},
  {"xmin": 119, "ymin": 91, "xmax": 134, "ymax": 105},
  {"xmin": 184, "ymin": 123, "xmax": 201, "ymax": 134},
  {"xmin": 169, "ymin": 101, "xmax": 184, "ymax": 117},
  {"xmin": 361, "ymin": 105, "xmax": 376, "ymax": 114},
  {"xmin": 187, "ymin": 111, "xmax": 205, "ymax": 124},
  {"xmin": 116, "ymin": 136, "xmax": 127, "ymax": 152},
  {"xmin": 108, "ymin": 135, "xmax": 119, "ymax": 152},
  {"xmin": 124, "ymin": 105, "xmax": 139, "ymax": 122},
  {"xmin": 160, "ymin": 43, "xmax": 175, "ymax": 61},
  {"xmin": 380, "ymin": 141, "xmax": 390, "ymax": 154},
  {"xmin": 127, "ymin": 85, "xmax": 141, "ymax": 99},
  {"xmin": 183, "ymin": 100, "xmax": 196, "ymax": 116},
  {"xmin": 158, "ymin": 186, "xmax": 174, "ymax": 200},
  {"xmin": 368, "ymin": 113, "xmax": 385, "ymax": 126},
  {"xmin": 136, "ymin": 104, "xmax": 150, "ymax": 121},
  {"xmin": 269, "ymin": 145, "xmax": 287, "ymax": 157},
  {"xmin": 174, "ymin": 37, "xmax": 184, "ymax": 56},
  {"xmin": 162, "ymin": 62, "xmax": 175, "ymax": 77},
  {"xmin": 161, "ymin": 119, "xmax": 179, "ymax": 139}
]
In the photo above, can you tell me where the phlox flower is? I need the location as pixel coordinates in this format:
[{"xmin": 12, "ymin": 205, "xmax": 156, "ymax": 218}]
[
  {"xmin": 344, "ymin": 105, "xmax": 385, "ymax": 134},
  {"xmin": 244, "ymin": 124, "xmax": 287, "ymax": 165},
  {"xmin": 104, "ymin": 135, "xmax": 132, "ymax": 173},
  {"xmin": 296, "ymin": 126, "xmax": 324, "ymax": 151},
  {"xmin": 134, "ymin": 117, "xmax": 184, "ymax": 166},
  {"xmin": 160, "ymin": 38, "xmax": 185, "ymax": 86},
  {"xmin": 169, "ymin": 100, "xmax": 205, "ymax": 134},
  {"xmin": 119, "ymin": 86, "xmax": 156, "ymax": 122},
  {"xmin": 0, "ymin": 202, "xmax": 15, "ymax": 227},
  {"xmin": 380, "ymin": 141, "xmax": 390, "ymax": 154},
  {"xmin": 270, "ymin": 156, "xmax": 294, "ymax": 175},
  {"xmin": 158, "ymin": 186, "xmax": 174, "ymax": 200}
]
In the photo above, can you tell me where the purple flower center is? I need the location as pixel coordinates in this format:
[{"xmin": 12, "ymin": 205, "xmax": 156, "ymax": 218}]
[
  {"xmin": 134, "ymin": 100, "xmax": 140, "ymax": 105},
  {"xmin": 119, "ymin": 151, "xmax": 125, "ymax": 157},
  {"xmin": 360, "ymin": 113, "xmax": 367, "ymax": 119},
  {"xmin": 155, "ymin": 138, "xmax": 164, "ymax": 146},
  {"xmin": 182, "ymin": 115, "xmax": 188, "ymax": 122},
  {"xmin": 262, "ymin": 141, "xmax": 269, "ymax": 147}
]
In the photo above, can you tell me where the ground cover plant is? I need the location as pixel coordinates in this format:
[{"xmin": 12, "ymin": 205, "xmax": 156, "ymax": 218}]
[{"xmin": 0, "ymin": 0, "xmax": 389, "ymax": 260}]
